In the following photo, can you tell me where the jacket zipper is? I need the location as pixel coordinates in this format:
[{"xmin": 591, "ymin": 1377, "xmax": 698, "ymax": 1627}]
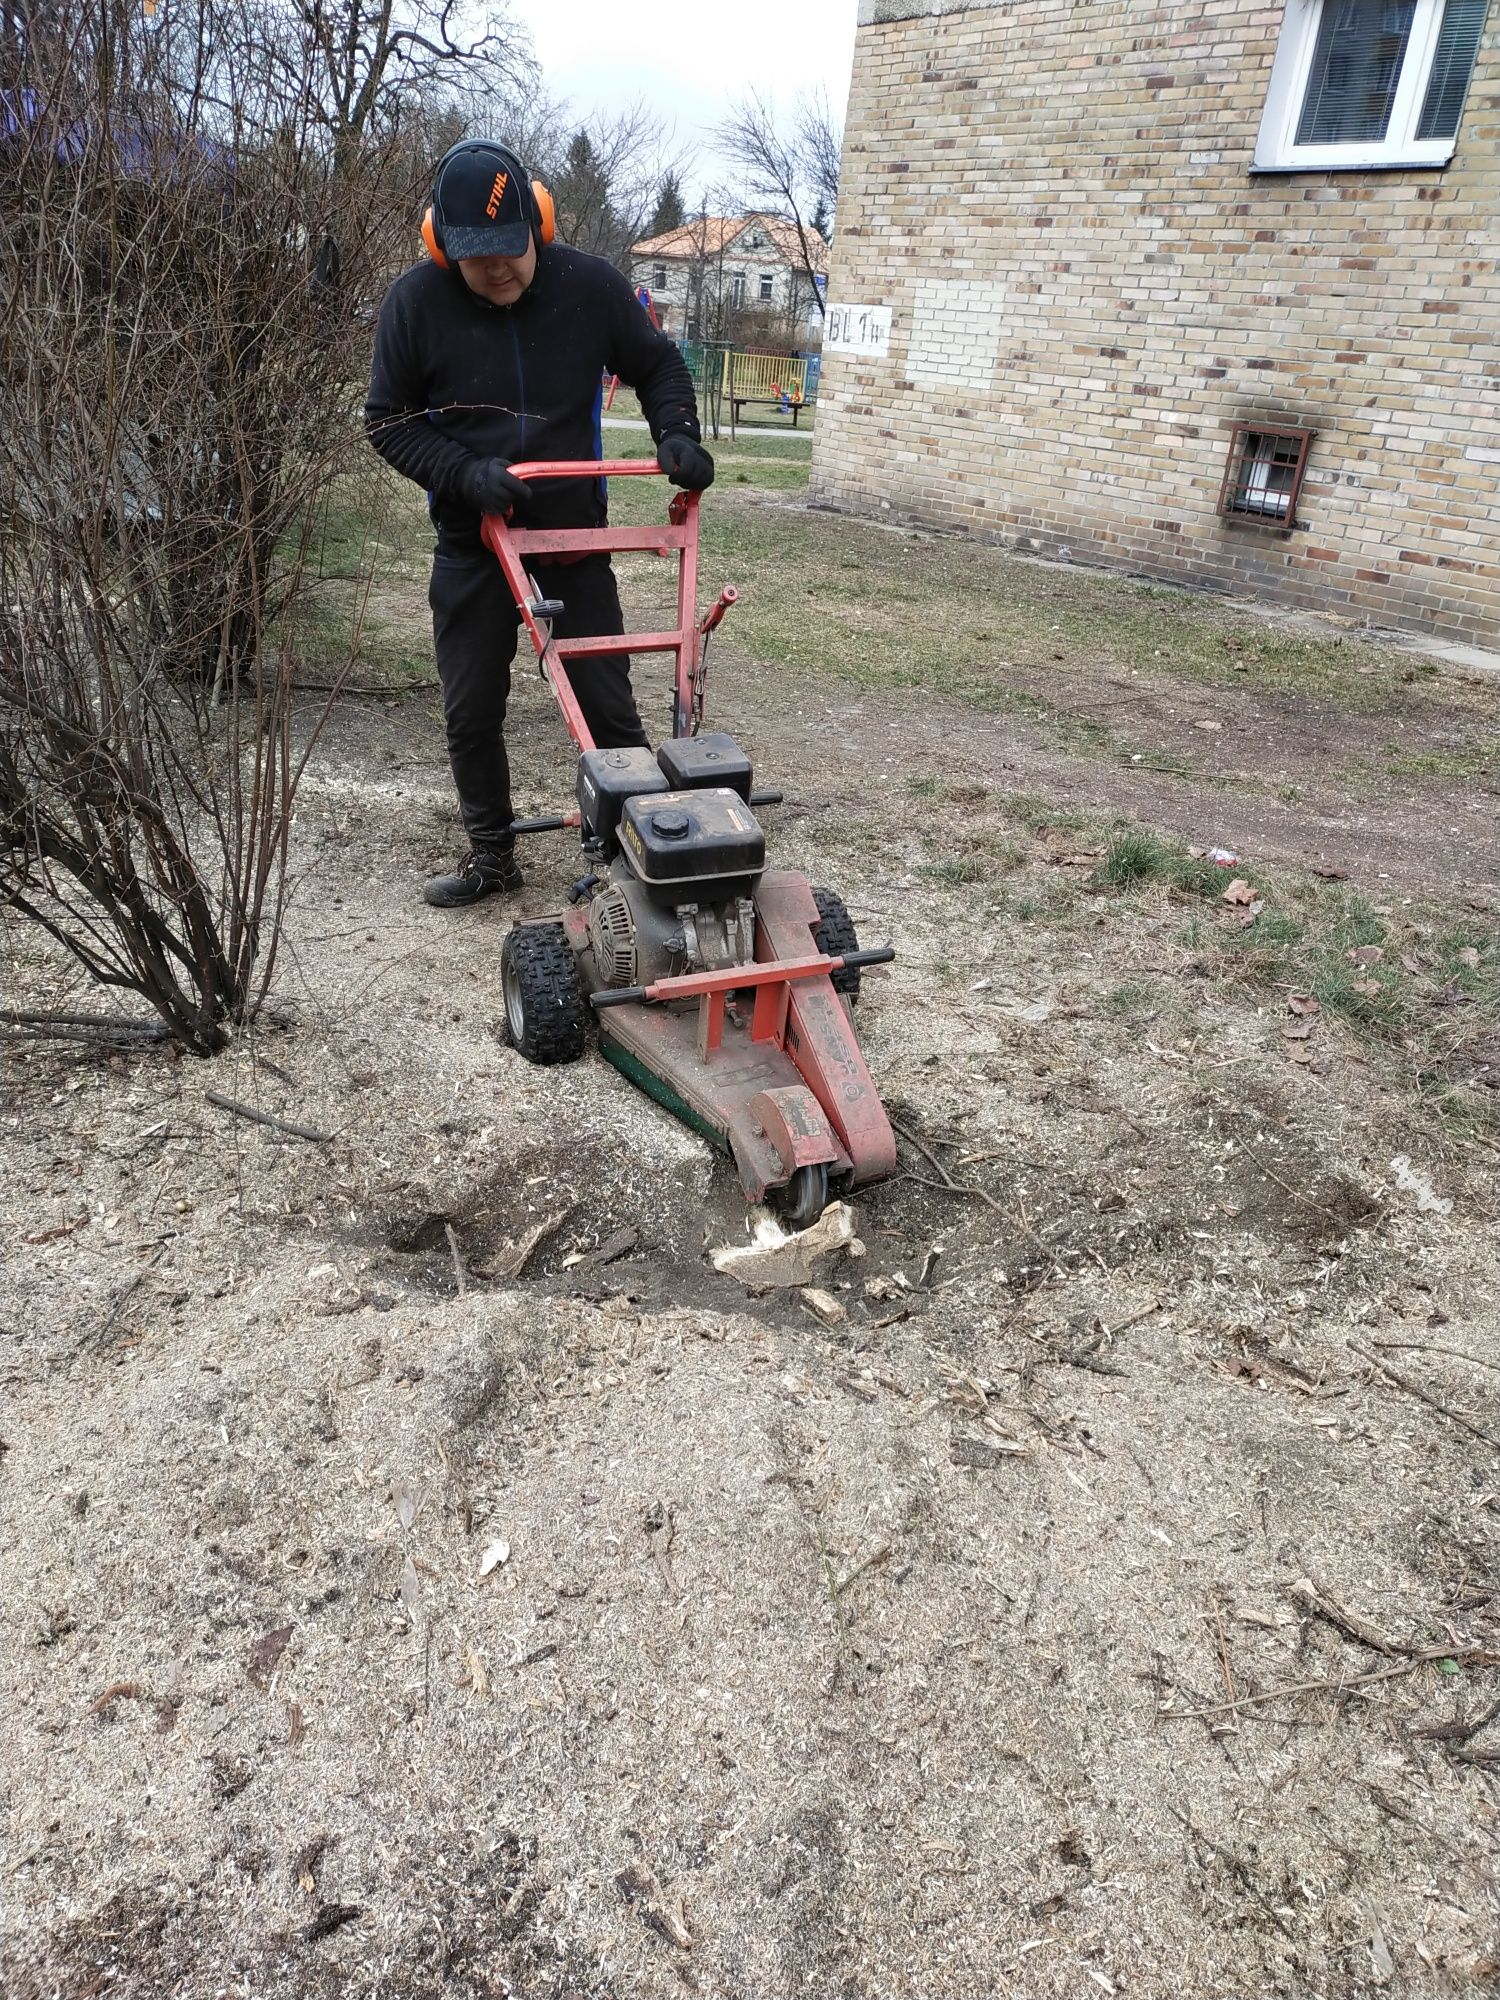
[{"xmin": 510, "ymin": 315, "xmax": 527, "ymax": 457}]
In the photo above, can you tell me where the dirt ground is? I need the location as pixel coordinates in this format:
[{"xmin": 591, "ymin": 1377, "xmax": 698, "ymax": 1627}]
[{"xmin": 4, "ymin": 488, "xmax": 1499, "ymax": 2000}]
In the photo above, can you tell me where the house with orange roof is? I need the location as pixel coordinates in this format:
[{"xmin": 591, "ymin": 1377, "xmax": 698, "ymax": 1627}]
[{"xmin": 630, "ymin": 213, "xmax": 829, "ymax": 344}]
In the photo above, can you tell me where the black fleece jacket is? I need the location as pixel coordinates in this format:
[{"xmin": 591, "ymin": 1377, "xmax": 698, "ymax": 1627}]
[{"xmin": 365, "ymin": 243, "xmax": 701, "ymax": 547}]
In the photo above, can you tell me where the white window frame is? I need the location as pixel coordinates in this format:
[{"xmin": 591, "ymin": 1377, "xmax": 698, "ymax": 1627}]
[
  {"xmin": 653, "ymin": 263, "xmax": 668, "ymax": 290},
  {"xmin": 758, "ymin": 271, "xmax": 775, "ymax": 302},
  {"xmin": 1254, "ymin": 0, "xmax": 1479, "ymax": 171}
]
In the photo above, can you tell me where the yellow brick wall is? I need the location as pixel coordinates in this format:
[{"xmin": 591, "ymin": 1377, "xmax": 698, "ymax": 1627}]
[{"xmin": 811, "ymin": 0, "xmax": 1500, "ymax": 646}]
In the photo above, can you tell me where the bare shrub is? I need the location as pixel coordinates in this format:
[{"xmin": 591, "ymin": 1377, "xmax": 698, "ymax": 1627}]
[{"xmin": 0, "ymin": 0, "xmax": 417, "ymax": 1050}]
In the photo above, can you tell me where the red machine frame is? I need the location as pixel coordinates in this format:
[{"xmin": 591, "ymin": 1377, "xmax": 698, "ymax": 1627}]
[
  {"xmin": 483, "ymin": 461, "xmax": 895, "ymax": 1202},
  {"xmin": 481, "ymin": 460, "xmax": 735, "ymax": 746}
]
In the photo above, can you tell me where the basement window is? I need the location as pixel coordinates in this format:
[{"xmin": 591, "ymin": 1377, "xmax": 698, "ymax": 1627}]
[
  {"xmin": 1254, "ymin": 0, "xmax": 1490, "ymax": 171},
  {"xmin": 1219, "ymin": 426, "xmax": 1316, "ymax": 528}
]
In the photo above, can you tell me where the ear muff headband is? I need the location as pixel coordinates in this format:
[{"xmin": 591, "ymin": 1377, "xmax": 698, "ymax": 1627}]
[{"xmin": 420, "ymin": 142, "xmax": 555, "ymax": 263}]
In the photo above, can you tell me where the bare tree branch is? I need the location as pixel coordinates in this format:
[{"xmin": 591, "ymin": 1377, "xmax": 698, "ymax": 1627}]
[{"xmin": 714, "ymin": 89, "xmax": 838, "ymax": 319}]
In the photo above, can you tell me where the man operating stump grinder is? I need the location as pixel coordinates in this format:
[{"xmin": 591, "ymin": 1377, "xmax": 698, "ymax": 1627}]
[{"xmin": 365, "ymin": 139, "xmax": 715, "ymax": 907}]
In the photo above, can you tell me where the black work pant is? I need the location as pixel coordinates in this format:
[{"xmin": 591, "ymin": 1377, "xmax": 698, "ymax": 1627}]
[{"xmin": 429, "ymin": 547, "xmax": 649, "ymax": 851}]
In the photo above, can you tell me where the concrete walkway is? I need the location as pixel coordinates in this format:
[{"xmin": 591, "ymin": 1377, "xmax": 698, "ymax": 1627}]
[{"xmin": 601, "ymin": 415, "xmax": 813, "ymax": 444}]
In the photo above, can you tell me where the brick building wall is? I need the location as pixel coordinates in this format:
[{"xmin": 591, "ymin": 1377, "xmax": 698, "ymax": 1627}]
[{"xmin": 810, "ymin": 0, "xmax": 1500, "ymax": 645}]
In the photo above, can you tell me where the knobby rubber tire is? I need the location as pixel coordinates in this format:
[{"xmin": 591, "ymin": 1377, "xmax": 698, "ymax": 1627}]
[
  {"xmin": 811, "ymin": 886, "xmax": 861, "ymax": 1000},
  {"xmin": 500, "ymin": 923, "xmax": 587, "ymax": 1065}
]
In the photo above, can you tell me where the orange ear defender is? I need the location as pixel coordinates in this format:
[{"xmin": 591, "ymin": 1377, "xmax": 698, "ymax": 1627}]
[
  {"xmin": 531, "ymin": 179, "xmax": 556, "ymax": 246},
  {"xmin": 419, "ymin": 141, "xmax": 557, "ymax": 263}
]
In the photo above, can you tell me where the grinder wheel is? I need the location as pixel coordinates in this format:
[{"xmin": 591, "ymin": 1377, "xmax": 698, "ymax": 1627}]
[
  {"xmin": 501, "ymin": 922, "xmax": 587, "ymax": 1065},
  {"xmin": 811, "ymin": 887, "xmax": 861, "ymax": 999},
  {"xmin": 775, "ymin": 1161, "xmax": 829, "ymax": 1231}
]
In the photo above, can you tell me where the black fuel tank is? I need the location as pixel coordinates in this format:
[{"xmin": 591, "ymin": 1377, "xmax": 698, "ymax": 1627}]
[{"xmin": 619, "ymin": 787, "xmax": 765, "ymax": 898}]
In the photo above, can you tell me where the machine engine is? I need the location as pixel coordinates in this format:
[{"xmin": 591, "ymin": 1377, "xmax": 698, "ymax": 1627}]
[
  {"xmin": 586, "ymin": 872, "xmax": 757, "ymax": 988},
  {"xmin": 579, "ymin": 737, "xmax": 766, "ymax": 987},
  {"xmin": 588, "ymin": 788, "xmax": 768, "ymax": 992}
]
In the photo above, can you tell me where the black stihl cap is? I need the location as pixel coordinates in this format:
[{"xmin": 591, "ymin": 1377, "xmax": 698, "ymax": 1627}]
[{"xmin": 434, "ymin": 143, "xmax": 532, "ymax": 260}]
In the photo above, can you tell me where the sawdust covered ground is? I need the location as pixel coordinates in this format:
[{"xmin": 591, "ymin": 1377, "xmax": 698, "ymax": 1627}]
[{"xmin": 4, "ymin": 523, "xmax": 1500, "ymax": 1999}]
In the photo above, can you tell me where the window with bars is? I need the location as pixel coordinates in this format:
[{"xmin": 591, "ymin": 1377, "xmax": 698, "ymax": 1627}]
[
  {"xmin": 1255, "ymin": 0, "xmax": 1489, "ymax": 170},
  {"xmin": 1219, "ymin": 427, "xmax": 1316, "ymax": 528}
]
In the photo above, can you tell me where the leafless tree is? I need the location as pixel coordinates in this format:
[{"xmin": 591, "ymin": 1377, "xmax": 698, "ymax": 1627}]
[
  {"xmin": 251, "ymin": 0, "xmax": 536, "ymax": 143},
  {"xmin": 715, "ymin": 90, "xmax": 842, "ymax": 319},
  {"xmin": 505, "ymin": 96, "xmax": 689, "ymax": 272},
  {"xmin": 796, "ymin": 89, "xmax": 841, "ymax": 222},
  {"xmin": 1, "ymin": 0, "xmax": 410, "ymax": 1051}
]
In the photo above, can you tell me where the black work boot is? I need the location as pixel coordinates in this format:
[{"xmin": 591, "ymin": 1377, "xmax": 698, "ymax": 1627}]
[{"xmin": 423, "ymin": 846, "xmax": 523, "ymax": 908}]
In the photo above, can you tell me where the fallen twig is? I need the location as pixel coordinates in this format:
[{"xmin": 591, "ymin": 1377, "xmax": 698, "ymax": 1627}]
[
  {"xmin": 834, "ymin": 1543, "xmax": 892, "ymax": 1596},
  {"xmin": 0, "ymin": 1019, "xmax": 173, "ymax": 1047},
  {"xmin": 1, "ymin": 1006, "xmax": 170, "ymax": 1035},
  {"xmin": 1417, "ymin": 1694, "xmax": 1500, "ymax": 1746},
  {"xmin": 89, "ymin": 1681, "xmax": 146, "ymax": 1714},
  {"xmin": 1041, "ymin": 1345, "xmax": 1126, "ymax": 1378},
  {"xmin": 445, "ymin": 1223, "xmax": 467, "ymax": 1298},
  {"xmin": 892, "ymin": 1119, "xmax": 962, "ymax": 1182},
  {"xmin": 1103, "ymin": 1301, "xmax": 1162, "ymax": 1340},
  {"xmin": 80, "ymin": 1242, "xmax": 168, "ymax": 1356},
  {"xmin": 1208, "ymin": 1599, "xmax": 1238, "ymax": 1704},
  {"xmin": 1159, "ymin": 1645, "xmax": 1500, "ymax": 1722},
  {"xmin": 205, "ymin": 1091, "xmax": 332, "ymax": 1144},
  {"xmin": 1166, "ymin": 1804, "xmax": 1292, "ymax": 1938},
  {"xmin": 615, "ymin": 1860, "xmax": 692, "ymax": 1950},
  {"xmin": 891, "ymin": 1121, "xmax": 1067, "ymax": 1281},
  {"xmin": 1291, "ymin": 1577, "xmax": 1408, "ymax": 1657},
  {"xmin": 1234, "ymin": 1135, "xmax": 1350, "ymax": 1224},
  {"xmin": 1372, "ymin": 1338, "xmax": 1500, "ymax": 1378},
  {"xmin": 1352, "ymin": 1345, "xmax": 1500, "ymax": 1451},
  {"xmin": 291, "ymin": 679, "xmax": 431, "ymax": 698}
]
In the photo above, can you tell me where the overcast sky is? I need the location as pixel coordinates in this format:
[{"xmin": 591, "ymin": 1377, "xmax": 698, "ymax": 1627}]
[{"xmin": 510, "ymin": 0, "xmax": 859, "ymax": 196}]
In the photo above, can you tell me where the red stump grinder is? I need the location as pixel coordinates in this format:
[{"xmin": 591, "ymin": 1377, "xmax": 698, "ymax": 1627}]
[{"xmin": 484, "ymin": 460, "xmax": 896, "ymax": 1227}]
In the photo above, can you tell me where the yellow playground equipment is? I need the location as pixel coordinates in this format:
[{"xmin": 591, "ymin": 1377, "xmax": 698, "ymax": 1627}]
[{"xmin": 721, "ymin": 351, "xmax": 811, "ymax": 430}]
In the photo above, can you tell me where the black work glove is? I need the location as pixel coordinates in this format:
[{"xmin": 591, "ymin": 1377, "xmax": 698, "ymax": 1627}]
[
  {"xmin": 657, "ymin": 433, "xmax": 715, "ymax": 492},
  {"xmin": 460, "ymin": 457, "xmax": 532, "ymax": 518}
]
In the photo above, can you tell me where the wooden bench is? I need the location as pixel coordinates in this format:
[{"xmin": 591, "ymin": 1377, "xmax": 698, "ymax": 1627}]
[{"xmin": 729, "ymin": 395, "xmax": 809, "ymax": 429}]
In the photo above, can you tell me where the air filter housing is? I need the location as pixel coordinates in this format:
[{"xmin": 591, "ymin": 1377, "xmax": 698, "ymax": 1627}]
[{"xmin": 656, "ymin": 732, "xmax": 754, "ymax": 802}]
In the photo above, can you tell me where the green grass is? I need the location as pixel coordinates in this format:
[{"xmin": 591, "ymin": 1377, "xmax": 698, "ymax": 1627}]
[
  {"xmin": 602, "ymin": 473, "xmax": 1481, "ymax": 787},
  {"xmin": 600, "ymin": 424, "xmax": 811, "ymax": 492},
  {"xmin": 289, "ymin": 586, "xmax": 434, "ymax": 684},
  {"xmin": 915, "ymin": 855, "xmax": 991, "ymax": 886},
  {"xmin": 1091, "ymin": 830, "xmax": 1229, "ymax": 896},
  {"xmin": 913, "ymin": 827, "xmax": 1026, "ymax": 886},
  {"xmin": 1089, "ymin": 823, "xmax": 1496, "ymax": 1053},
  {"xmin": 298, "ymin": 437, "xmax": 1479, "ymax": 780},
  {"xmin": 998, "ymin": 794, "xmax": 1097, "ymax": 836},
  {"xmin": 1374, "ymin": 739, "xmax": 1500, "ymax": 782},
  {"xmin": 1005, "ymin": 889, "xmax": 1073, "ymax": 922},
  {"xmin": 1103, "ymin": 978, "xmax": 1166, "ymax": 1017},
  {"xmin": 283, "ymin": 472, "xmax": 432, "ymax": 683}
]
